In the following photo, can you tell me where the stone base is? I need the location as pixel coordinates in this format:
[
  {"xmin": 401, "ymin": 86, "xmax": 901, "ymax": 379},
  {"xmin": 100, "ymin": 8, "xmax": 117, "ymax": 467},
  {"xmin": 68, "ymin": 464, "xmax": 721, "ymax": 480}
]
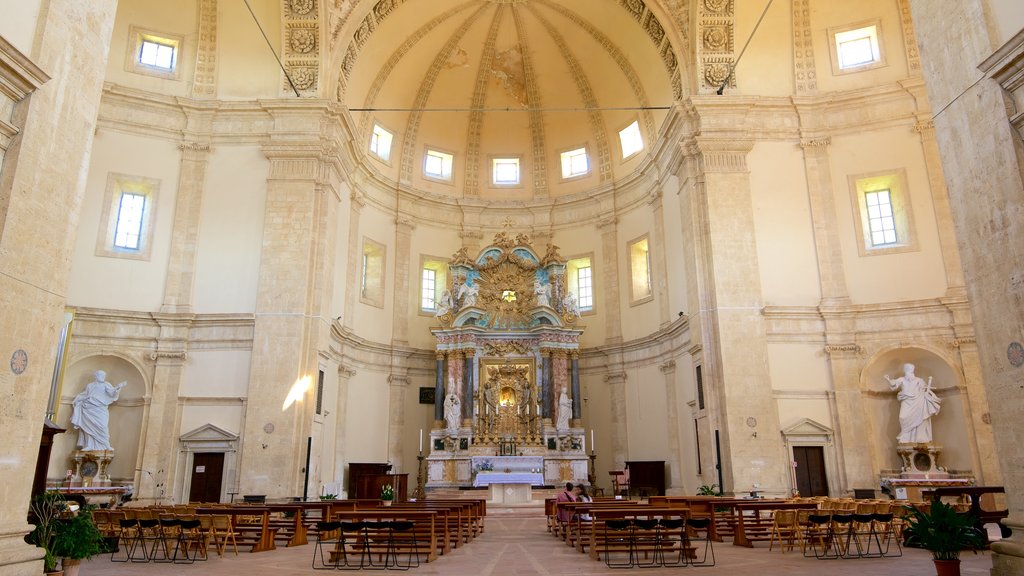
[
  {"xmin": 490, "ymin": 483, "xmax": 532, "ymax": 504},
  {"xmin": 991, "ymin": 518, "xmax": 1024, "ymax": 576},
  {"xmin": 896, "ymin": 443, "xmax": 948, "ymax": 478},
  {"xmin": 0, "ymin": 533, "xmax": 45, "ymax": 576}
]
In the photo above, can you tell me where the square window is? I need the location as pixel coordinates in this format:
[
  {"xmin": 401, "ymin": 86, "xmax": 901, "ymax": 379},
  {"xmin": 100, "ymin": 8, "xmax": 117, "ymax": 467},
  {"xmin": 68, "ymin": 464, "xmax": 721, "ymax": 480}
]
[
  {"xmin": 628, "ymin": 235, "xmax": 652, "ymax": 303},
  {"xmin": 560, "ymin": 147, "xmax": 590, "ymax": 179},
  {"xmin": 567, "ymin": 256, "xmax": 594, "ymax": 311},
  {"xmin": 829, "ymin": 21, "xmax": 885, "ymax": 74},
  {"xmin": 492, "ymin": 158, "xmax": 520, "ymax": 185},
  {"xmin": 126, "ymin": 26, "xmax": 183, "ymax": 80},
  {"xmin": 96, "ymin": 173, "xmax": 160, "ymax": 261},
  {"xmin": 619, "ymin": 121, "xmax": 643, "ymax": 158},
  {"xmin": 424, "ymin": 149, "xmax": 454, "ymax": 181},
  {"xmin": 370, "ymin": 124, "xmax": 394, "ymax": 162},
  {"xmin": 849, "ymin": 170, "xmax": 917, "ymax": 256},
  {"xmin": 420, "ymin": 257, "xmax": 448, "ymax": 313}
]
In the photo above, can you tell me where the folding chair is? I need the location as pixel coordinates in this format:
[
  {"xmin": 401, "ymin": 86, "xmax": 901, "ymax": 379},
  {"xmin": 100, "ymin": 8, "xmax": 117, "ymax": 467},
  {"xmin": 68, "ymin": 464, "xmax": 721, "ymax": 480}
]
[
  {"xmin": 686, "ymin": 517, "xmax": 716, "ymax": 566},
  {"xmin": 603, "ymin": 519, "xmax": 636, "ymax": 568},
  {"xmin": 312, "ymin": 521, "xmax": 343, "ymax": 570}
]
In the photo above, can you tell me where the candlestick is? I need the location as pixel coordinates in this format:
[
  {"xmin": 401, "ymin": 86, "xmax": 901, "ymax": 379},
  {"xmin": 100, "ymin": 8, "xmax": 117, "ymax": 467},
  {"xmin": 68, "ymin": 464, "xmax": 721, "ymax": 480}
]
[{"xmin": 590, "ymin": 429, "xmax": 595, "ymax": 451}]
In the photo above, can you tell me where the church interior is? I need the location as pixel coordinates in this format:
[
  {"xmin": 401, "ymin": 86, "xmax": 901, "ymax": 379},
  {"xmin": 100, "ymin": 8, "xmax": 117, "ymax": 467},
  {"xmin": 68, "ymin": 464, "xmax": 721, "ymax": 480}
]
[{"xmin": 1, "ymin": 0, "xmax": 1022, "ymax": 574}]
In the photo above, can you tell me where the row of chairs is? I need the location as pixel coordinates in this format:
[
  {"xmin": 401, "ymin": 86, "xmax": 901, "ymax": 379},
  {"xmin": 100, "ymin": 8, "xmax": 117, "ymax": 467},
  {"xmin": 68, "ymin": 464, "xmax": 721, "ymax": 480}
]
[
  {"xmin": 793, "ymin": 511, "xmax": 903, "ymax": 559},
  {"xmin": 95, "ymin": 510, "xmax": 240, "ymax": 563},
  {"xmin": 313, "ymin": 520, "xmax": 420, "ymax": 571},
  {"xmin": 603, "ymin": 517, "xmax": 715, "ymax": 568}
]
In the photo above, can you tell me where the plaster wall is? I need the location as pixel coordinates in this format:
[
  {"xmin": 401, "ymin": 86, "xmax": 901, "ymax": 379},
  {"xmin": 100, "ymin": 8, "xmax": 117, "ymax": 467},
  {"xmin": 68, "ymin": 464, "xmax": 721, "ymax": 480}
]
[
  {"xmin": 181, "ymin": 349, "xmax": 252, "ymax": 398},
  {"xmin": 615, "ymin": 208, "xmax": 660, "ymax": 340},
  {"xmin": 766, "ymin": 343, "xmax": 832, "ymax": 392},
  {"xmin": 748, "ymin": 141, "xmax": 821, "ymax": 306},
  {"xmin": 0, "ymin": 1, "xmax": 42, "ymax": 57},
  {"xmin": 551, "ymin": 227, "xmax": 606, "ymax": 346},
  {"xmin": 193, "ymin": 145, "xmax": 268, "ymax": 314},
  {"xmin": 989, "ymin": 0, "xmax": 1024, "ymax": 47},
  {"xmin": 179, "ymin": 405, "xmax": 244, "ymax": 439},
  {"xmin": 67, "ymin": 130, "xmax": 179, "ymax": 311},
  {"xmin": 104, "ymin": 0, "xmax": 197, "ymax": 97},
  {"xmin": 352, "ymin": 204, "xmax": 395, "ymax": 343},
  {"xmin": 216, "ymin": 0, "xmax": 283, "ymax": 99},
  {"xmin": 342, "ymin": 372, "xmax": 392, "ymax": 463},
  {"xmin": 660, "ymin": 174, "xmax": 689, "ymax": 319}
]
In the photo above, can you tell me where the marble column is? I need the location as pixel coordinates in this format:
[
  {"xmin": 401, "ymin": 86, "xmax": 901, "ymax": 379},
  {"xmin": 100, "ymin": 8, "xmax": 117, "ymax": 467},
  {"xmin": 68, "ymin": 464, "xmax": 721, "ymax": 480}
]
[
  {"xmin": 0, "ymin": 2, "xmax": 117, "ymax": 573},
  {"xmin": 434, "ymin": 352, "xmax": 445, "ymax": 423},
  {"xmin": 462, "ymin": 352, "xmax": 474, "ymax": 423},
  {"xmin": 570, "ymin": 353, "xmax": 581, "ymax": 421},
  {"xmin": 541, "ymin": 351, "xmax": 553, "ymax": 420}
]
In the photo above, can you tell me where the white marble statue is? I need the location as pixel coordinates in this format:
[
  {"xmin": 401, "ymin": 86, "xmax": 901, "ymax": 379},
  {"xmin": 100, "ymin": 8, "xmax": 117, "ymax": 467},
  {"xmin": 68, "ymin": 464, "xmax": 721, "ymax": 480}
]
[
  {"xmin": 885, "ymin": 363, "xmax": 941, "ymax": 444},
  {"xmin": 444, "ymin": 392, "xmax": 461, "ymax": 432},
  {"xmin": 458, "ymin": 282, "xmax": 479, "ymax": 307},
  {"xmin": 534, "ymin": 280, "xmax": 552, "ymax": 308},
  {"xmin": 556, "ymin": 390, "xmax": 572, "ymax": 431},
  {"xmin": 562, "ymin": 292, "xmax": 581, "ymax": 317},
  {"xmin": 435, "ymin": 289, "xmax": 454, "ymax": 317},
  {"xmin": 70, "ymin": 370, "xmax": 126, "ymax": 451}
]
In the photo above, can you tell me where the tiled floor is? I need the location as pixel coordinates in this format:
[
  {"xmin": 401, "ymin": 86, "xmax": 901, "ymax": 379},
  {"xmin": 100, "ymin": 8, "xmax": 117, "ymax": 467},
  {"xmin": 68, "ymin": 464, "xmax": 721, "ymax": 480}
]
[{"xmin": 79, "ymin": 506, "xmax": 996, "ymax": 575}]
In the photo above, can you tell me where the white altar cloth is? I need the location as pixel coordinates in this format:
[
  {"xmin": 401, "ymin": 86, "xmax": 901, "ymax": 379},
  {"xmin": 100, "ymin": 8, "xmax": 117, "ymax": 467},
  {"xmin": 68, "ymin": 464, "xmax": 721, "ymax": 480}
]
[{"xmin": 473, "ymin": 472, "xmax": 545, "ymax": 487}]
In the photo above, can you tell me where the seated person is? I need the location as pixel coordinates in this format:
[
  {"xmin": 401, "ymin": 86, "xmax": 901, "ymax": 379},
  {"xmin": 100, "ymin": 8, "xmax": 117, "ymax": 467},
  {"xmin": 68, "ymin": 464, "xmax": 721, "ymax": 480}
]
[
  {"xmin": 576, "ymin": 484, "xmax": 593, "ymax": 521},
  {"xmin": 556, "ymin": 482, "xmax": 578, "ymax": 524}
]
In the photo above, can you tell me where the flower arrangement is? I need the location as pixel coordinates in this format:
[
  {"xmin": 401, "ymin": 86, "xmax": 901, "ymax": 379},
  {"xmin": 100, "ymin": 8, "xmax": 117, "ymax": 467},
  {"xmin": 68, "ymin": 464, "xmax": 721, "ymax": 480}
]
[
  {"xmin": 477, "ymin": 460, "xmax": 494, "ymax": 472},
  {"xmin": 380, "ymin": 484, "xmax": 395, "ymax": 501}
]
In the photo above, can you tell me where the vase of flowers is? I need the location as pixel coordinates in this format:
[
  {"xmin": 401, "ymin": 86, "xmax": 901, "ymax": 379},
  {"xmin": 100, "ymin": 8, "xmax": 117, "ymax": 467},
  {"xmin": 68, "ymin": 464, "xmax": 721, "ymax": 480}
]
[{"xmin": 380, "ymin": 484, "xmax": 395, "ymax": 506}]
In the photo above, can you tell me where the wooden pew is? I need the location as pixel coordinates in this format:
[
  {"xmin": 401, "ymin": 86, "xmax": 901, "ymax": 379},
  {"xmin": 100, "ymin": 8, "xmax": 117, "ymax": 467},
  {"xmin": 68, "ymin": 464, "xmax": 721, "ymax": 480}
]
[
  {"xmin": 328, "ymin": 509, "xmax": 440, "ymax": 563},
  {"xmin": 587, "ymin": 507, "xmax": 689, "ymax": 562},
  {"xmin": 730, "ymin": 501, "xmax": 819, "ymax": 547},
  {"xmin": 648, "ymin": 496, "xmax": 731, "ymax": 541},
  {"xmin": 922, "ymin": 486, "xmax": 1009, "ymax": 540},
  {"xmin": 196, "ymin": 506, "xmax": 276, "ymax": 552}
]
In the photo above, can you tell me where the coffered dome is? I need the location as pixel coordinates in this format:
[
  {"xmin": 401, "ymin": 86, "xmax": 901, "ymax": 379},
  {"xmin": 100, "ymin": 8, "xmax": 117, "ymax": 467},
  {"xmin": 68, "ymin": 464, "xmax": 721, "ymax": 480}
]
[{"xmin": 335, "ymin": 0, "xmax": 685, "ymax": 201}]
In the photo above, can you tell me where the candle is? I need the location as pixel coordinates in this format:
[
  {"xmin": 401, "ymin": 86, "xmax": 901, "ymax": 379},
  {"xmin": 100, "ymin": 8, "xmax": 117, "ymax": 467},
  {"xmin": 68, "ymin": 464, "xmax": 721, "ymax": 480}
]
[
  {"xmin": 419, "ymin": 429, "xmax": 424, "ymax": 453},
  {"xmin": 590, "ymin": 429, "xmax": 595, "ymax": 451}
]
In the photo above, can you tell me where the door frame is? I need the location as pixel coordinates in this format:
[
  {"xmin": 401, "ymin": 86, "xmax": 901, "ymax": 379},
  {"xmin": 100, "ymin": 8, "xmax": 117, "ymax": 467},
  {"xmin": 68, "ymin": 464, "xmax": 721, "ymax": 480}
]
[
  {"xmin": 781, "ymin": 418, "xmax": 838, "ymax": 498},
  {"xmin": 178, "ymin": 423, "xmax": 238, "ymax": 504}
]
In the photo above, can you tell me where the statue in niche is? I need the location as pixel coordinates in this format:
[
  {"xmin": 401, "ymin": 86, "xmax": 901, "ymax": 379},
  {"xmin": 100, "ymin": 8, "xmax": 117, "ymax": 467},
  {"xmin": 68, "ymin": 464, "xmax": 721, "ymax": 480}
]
[
  {"xmin": 458, "ymin": 281, "xmax": 479, "ymax": 308},
  {"xmin": 71, "ymin": 370, "xmax": 126, "ymax": 451},
  {"xmin": 444, "ymin": 391, "xmax": 461, "ymax": 433},
  {"xmin": 435, "ymin": 289, "xmax": 454, "ymax": 317},
  {"xmin": 885, "ymin": 363, "xmax": 941, "ymax": 444},
  {"xmin": 534, "ymin": 280, "xmax": 552, "ymax": 308},
  {"xmin": 562, "ymin": 292, "xmax": 581, "ymax": 317},
  {"xmin": 556, "ymin": 390, "xmax": 572, "ymax": 431}
]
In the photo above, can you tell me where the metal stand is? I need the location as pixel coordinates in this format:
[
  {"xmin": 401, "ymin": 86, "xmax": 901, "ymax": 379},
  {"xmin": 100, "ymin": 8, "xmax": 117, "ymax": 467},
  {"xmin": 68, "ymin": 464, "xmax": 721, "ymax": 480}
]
[
  {"xmin": 412, "ymin": 452, "xmax": 427, "ymax": 500},
  {"xmin": 588, "ymin": 450, "xmax": 597, "ymax": 486}
]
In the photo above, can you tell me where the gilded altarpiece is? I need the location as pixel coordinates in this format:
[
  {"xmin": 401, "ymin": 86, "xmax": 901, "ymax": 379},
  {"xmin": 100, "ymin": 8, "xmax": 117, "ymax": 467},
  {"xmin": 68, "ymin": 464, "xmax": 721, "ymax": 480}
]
[{"xmin": 427, "ymin": 233, "xmax": 588, "ymax": 488}]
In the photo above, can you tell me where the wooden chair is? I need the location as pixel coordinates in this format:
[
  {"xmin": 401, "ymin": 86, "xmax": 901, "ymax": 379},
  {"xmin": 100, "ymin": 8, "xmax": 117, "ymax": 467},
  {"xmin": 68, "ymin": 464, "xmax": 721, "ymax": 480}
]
[
  {"xmin": 210, "ymin": 514, "xmax": 239, "ymax": 556},
  {"xmin": 768, "ymin": 510, "xmax": 801, "ymax": 553}
]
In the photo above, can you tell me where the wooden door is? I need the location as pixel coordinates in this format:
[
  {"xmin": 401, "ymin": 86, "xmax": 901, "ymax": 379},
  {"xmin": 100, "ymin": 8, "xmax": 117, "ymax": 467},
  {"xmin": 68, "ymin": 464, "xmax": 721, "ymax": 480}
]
[
  {"xmin": 793, "ymin": 446, "xmax": 828, "ymax": 497},
  {"xmin": 188, "ymin": 452, "xmax": 225, "ymax": 503}
]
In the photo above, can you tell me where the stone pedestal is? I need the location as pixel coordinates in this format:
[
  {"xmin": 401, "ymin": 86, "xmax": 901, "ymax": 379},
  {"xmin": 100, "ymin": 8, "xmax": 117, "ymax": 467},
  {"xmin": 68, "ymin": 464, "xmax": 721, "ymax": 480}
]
[
  {"xmin": 70, "ymin": 450, "xmax": 115, "ymax": 488},
  {"xmin": 490, "ymin": 483, "xmax": 532, "ymax": 504},
  {"xmin": 896, "ymin": 443, "xmax": 948, "ymax": 479}
]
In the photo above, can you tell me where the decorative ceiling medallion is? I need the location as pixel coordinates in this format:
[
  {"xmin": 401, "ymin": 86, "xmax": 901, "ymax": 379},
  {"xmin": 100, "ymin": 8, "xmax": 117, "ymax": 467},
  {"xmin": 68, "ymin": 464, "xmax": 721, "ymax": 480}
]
[
  {"xmin": 746, "ymin": 417, "xmax": 757, "ymax": 428},
  {"xmin": 1008, "ymin": 342, "xmax": 1024, "ymax": 368},
  {"xmin": 263, "ymin": 422, "xmax": 276, "ymax": 434},
  {"xmin": 10, "ymin": 349, "xmax": 28, "ymax": 375}
]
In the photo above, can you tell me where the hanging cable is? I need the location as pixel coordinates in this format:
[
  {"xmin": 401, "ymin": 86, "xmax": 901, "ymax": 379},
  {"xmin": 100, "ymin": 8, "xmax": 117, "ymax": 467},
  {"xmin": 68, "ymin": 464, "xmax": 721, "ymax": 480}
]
[{"xmin": 241, "ymin": 0, "xmax": 301, "ymax": 97}]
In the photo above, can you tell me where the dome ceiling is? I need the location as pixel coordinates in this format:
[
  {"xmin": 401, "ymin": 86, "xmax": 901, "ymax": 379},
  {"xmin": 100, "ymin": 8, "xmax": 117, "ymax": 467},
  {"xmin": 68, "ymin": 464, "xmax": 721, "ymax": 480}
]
[{"xmin": 336, "ymin": 0, "xmax": 684, "ymax": 201}]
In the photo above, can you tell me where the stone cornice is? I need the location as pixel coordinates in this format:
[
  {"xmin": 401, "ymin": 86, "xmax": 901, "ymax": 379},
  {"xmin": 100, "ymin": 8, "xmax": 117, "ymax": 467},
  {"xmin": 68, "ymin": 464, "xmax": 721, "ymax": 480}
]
[{"xmin": 0, "ymin": 34, "xmax": 50, "ymax": 102}]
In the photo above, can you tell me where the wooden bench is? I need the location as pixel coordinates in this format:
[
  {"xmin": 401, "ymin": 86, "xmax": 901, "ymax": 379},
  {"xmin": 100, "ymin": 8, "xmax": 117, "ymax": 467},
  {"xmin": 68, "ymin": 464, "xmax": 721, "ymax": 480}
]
[
  {"xmin": 587, "ymin": 507, "xmax": 689, "ymax": 561},
  {"xmin": 730, "ymin": 501, "xmax": 820, "ymax": 547},
  {"xmin": 923, "ymin": 486, "xmax": 1010, "ymax": 540},
  {"xmin": 196, "ymin": 506, "xmax": 276, "ymax": 552},
  {"xmin": 648, "ymin": 496, "xmax": 731, "ymax": 542},
  {"xmin": 327, "ymin": 509, "xmax": 440, "ymax": 563}
]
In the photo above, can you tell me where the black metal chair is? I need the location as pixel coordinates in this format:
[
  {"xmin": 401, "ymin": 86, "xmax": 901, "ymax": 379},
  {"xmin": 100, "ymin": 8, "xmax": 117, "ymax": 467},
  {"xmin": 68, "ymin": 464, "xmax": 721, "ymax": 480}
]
[
  {"xmin": 870, "ymin": 512, "xmax": 902, "ymax": 557},
  {"xmin": 149, "ymin": 517, "xmax": 179, "ymax": 563},
  {"xmin": 603, "ymin": 519, "xmax": 636, "ymax": 568},
  {"xmin": 685, "ymin": 517, "xmax": 715, "ymax": 566},
  {"xmin": 655, "ymin": 518, "xmax": 687, "ymax": 566},
  {"xmin": 312, "ymin": 521, "xmax": 343, "ymax": 570},
  {"xmin": 338, "ymin": 521, "xmax": 370, "ymax": 570},
  {"xmin": 830, "ymin": 513, "xmax": 858, "ymax": 558},
  {"xmin": 803, "ymin": 513, "xmax": 837, "ymax": 559},
  {"xmin": 383, "ymin": 520, "xmax": 419, "ymax": 570},
  {"xmin": 110, "ymin": 517, "xmax": 143, "ymax": 562},
  {"xmin": 175, "ymin": 517, "xmax": 206, "ymax": 563},
  {"xmin": 631, "ymin": 519, "xmax": 660, "ymax": 567}
]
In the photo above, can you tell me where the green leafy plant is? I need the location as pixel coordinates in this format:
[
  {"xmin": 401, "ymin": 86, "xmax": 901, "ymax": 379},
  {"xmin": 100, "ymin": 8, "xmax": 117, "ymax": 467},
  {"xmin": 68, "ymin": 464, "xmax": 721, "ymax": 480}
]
[
  {"xmin": 27, "ymin": 492, "xmax": 66, "ymax": 572},
  {"xmin": 52, "ymin": 506, "xmax": 103, "ymax": 561},
  {"xmin": 903, "ymin": 500, "xmax": 985, "ymax": 561},
  {"xmin": 697, "ymin": 484, "xmax": 719, "ymax": 496},
  {"xmin": 320, "ymin": 493, "xmax": 338, "ymax": 501},
  {"xmin": 380, "ymin": 484, "xmax": 395, "ymax": 501}
]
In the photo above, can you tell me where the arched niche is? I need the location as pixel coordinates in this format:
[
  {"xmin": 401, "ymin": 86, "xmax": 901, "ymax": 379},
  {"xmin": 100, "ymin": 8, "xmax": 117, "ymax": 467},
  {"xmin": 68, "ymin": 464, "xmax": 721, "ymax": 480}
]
[
  {"xmin": 861, "ymin": 347, "xmax": 972, "ymax": 475},
  {"xmin": 49, "ymin": 355, "xmax": 147, "ymax": 484}
]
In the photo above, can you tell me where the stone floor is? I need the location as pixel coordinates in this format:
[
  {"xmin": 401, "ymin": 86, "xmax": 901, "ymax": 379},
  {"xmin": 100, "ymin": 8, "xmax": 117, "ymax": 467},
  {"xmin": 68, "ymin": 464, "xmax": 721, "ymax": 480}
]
[{"xmin": 78, "ymin": 506, "xmax": 996, "ymax": 575}]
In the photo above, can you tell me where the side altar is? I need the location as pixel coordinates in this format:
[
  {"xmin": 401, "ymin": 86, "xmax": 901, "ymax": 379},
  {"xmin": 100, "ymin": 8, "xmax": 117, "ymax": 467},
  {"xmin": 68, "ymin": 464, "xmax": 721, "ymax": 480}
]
[{"xmin": 426, "ymin": 233, "xmax": 589, "ymax": 489}]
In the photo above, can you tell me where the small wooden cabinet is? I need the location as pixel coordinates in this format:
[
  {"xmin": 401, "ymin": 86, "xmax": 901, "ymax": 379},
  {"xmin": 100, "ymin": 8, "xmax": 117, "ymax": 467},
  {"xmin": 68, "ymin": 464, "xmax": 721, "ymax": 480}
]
[
  {"xmin": 625, "ymin": 460, "xmax": 665, "ymax": 497},
  {"xmin": 348, "ymin": 463, "xmax": 408, "ymax": 501}
]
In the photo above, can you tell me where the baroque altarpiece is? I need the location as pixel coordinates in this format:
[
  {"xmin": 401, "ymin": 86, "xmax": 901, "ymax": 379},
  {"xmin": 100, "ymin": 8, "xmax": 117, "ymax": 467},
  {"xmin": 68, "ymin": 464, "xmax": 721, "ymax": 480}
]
[{"xmin": 426, "ymin": 233, "xmax": 588, "ymax": 487}]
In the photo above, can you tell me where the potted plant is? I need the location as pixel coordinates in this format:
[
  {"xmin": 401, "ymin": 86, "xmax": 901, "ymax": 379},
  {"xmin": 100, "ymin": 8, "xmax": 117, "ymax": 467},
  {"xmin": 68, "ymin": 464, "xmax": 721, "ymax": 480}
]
[
  {"xmin": 320, "ymin": 492, "xmax": 338, "ymax": 501},
  {"xmin": 380, "ymin": 484, "xmax": 395, "ymax": 506},
  {"xmin": 27, "ymin": 492, "xmax": 64, "ymax": 574},
  {"xmin": 903, "ymin": 500, "xmax": 985, "ymax": 576},
  {"xmin": 51, "ymin": 507, "xmax": 104, "ymax": 576}
]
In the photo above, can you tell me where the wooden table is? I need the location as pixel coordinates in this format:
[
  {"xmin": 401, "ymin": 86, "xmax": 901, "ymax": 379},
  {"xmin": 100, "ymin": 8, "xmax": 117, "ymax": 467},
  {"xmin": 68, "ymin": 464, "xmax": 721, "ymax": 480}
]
[{"xmin": 197, "ymin": 506, "xmax": 276, "ymax": 552}]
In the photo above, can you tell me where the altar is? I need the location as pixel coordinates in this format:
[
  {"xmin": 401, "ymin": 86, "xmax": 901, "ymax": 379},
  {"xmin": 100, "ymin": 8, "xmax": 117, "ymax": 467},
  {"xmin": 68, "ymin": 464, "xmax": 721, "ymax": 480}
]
[{"xmin": 426, "ymin": 234, "xmax": 590, "ymax": 490}]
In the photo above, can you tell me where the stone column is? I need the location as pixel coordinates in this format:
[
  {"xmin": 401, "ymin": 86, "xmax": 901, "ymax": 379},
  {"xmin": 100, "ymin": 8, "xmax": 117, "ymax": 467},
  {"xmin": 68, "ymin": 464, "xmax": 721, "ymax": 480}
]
[
  {"xmin": 660, "ymin": 360, "xmax": 684, "ymax": 494},
  {"xmin": 391, "ymin": 218, "xmax": 415, "ymax": 346},
  {"xmin": 606, "ymin": 372, "xmax": 628, "ymax": 470},
  {"xmin": 796, "ymin": 135, "xmax": 850, "ymax": 306},
  {"xmin": 908, "ymin": 5, "xmax": 1024, "ymax": 573},
  {"xmin": 0, "ymin": 2, "xmax": 116, "ymax": 573},
  {"xmin": 598, "ymin": 217, "xmax": 623, "ymax": 343},
  {"xmin": 160, "ymin": 141, "xmax": 211, "ymax": 313},
  {"xmin": 462, "ymin": 351, "xmax": 474, "ymax": 423},
  {"xmin": 434, "ymin": 352, "xmax": 445, "ymax": 423},
  {"xmin": 649, "ymin": 188, "xmax": 672, "ymax": 326},
  {"xmin": 678, "ymin": 136, "xmax": 786, "ymax": 495},
  {"xmin": 238, "ymin": 136, "xmax": 341, "ymax": 499},
  {"xmin": 570, "ymin": 352, "xmax": 581, "ymax": 421},
  {"xmin": 387, "ymin": 373, "xmax": 409, "ymax": 470},
  {"xmin": 342, "ymin": 190, "xmax": 365, "ymax": 331},
  {"xmin": 335, "ymin": 365, "xmax": 356, "ymax": 495},
  {"xmin": 446, "ymin": 350, "xmax": 464, "ymax": 403}
]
